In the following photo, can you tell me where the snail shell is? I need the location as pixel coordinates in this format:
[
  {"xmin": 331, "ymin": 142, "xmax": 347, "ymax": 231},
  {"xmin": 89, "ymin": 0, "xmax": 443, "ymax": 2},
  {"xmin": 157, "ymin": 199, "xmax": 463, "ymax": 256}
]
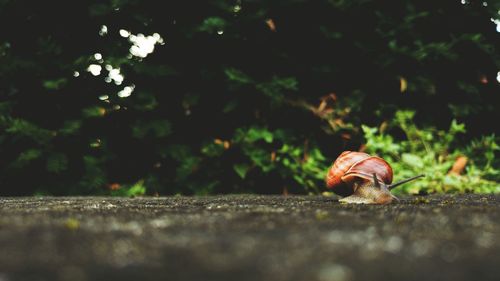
[{"xmin": 325, "ymin": 151, "xmax": 393, "ymax": 196}]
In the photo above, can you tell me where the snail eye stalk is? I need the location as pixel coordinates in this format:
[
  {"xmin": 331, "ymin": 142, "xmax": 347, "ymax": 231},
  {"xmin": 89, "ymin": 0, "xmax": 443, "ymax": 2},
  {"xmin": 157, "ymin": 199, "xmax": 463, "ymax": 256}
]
[
  {"xmin": 372, "ymin": 173, "xmax": 381, "ymax": 188},
  {"xmin": 388, "ymin": 174, "xmax": 425, "ymax": 190}
]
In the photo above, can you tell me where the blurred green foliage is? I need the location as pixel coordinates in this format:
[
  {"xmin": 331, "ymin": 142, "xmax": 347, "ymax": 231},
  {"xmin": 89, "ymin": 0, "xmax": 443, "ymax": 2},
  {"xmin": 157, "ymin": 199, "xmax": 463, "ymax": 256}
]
[
  {"xmin": 110, "ymin": 180, "xmax": 147, "ymax": 197},
  {"xmin": 0, "ymin": 0, "xmax": 499, "ymax": 195},
  {"xmin": 363, "ymin": 111, "xmax": 499, "ymax": 194}
]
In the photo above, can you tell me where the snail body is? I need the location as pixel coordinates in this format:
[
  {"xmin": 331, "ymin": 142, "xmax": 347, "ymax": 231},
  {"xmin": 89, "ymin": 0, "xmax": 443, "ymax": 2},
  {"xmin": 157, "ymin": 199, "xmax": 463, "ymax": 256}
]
[{"xmin": 326, "ymin": 151, "xmax": 424, "ymax": 204}]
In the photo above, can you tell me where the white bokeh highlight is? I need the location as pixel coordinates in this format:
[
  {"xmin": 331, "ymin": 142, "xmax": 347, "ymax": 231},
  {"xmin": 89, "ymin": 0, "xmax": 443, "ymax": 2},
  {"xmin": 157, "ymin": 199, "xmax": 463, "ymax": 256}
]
[
  {"xmin": 122, "ymin": 32, "xmax": 165, "ymax": 58},
  {"xmin": 99, "ymin": 25, "xmax": 108, "ymax": 36},
  {"xmin": 87, "ymin": 64, "xmax": 102, "ymax": 76},
  {"xmin": 117, "ymin": 85, "xmax": 135, "ymax": 98},
  {"xmin": 82, "ymin": 27, "xmax": 166, "ymax": 101},
  {"xmin": 491, "ymin": 18, "xmax": 500, "ymax": 32}
]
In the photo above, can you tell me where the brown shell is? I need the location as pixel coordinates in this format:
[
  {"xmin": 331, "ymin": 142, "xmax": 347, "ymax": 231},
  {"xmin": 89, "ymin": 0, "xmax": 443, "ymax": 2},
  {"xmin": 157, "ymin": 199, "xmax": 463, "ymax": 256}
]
[{"xmin": 326, "ymin": 151, "xmax": 393, "ymax": 196}]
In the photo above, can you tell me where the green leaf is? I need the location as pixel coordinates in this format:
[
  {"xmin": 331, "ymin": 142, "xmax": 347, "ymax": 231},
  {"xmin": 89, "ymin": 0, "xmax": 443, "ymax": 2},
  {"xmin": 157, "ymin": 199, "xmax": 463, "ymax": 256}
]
[
  {"xmin": 256, "ymin": 76, "xmax": 298, "ymax": 102},
  {"xmin": 233, "ymin": 163, "xmax": 250, "ymax": 179},
  {"xmin": 176, "ymin": 157, "xmax": 201, "ymax": 180},
  {"xmin": 2, "ymin": 117, "xmax": 54, "ymax": 144},
  {"xmin": 163, "ymin": 144, "xmax": 201, "ymax": 181},
  {"xmin": 126, "ymin": 180, "xmax": 146, "ymax": 196},
  {"xmin": 224, "ymin": 68, "xmax": 253, "ymax": 84},
  {"xmin": 43, "ymin": 78, "xmax": 67, "ymax": 90},
  {"xmin": 201, "ymin": 142, "xmax": 225, "ymax": 157},
  {"xmin": 449, "ymin": 119, "xmax": 466, "ymax": 134},
  {"xmin": 242, "ymin": 146, "xmax": 273, "ymax": 172},
  {"xmin": 12, "ymin": 149, "xmax": 42, "ymax": 168},
  {"xmin": 246, "ymin": 127, "xmax": 273, "ymax": 143},
  {"xmin": 82, "ymin": 106, "xmax": 105, "ymax": 118},
  {"xmin": 163, "ymin": 144, "xmax": 191, "ymax": 161},
  {"xmin": 59, "ymin": 120, "xmax": 82, "ymax": 136},
  {"xmin": 402, "ymin": 153, "xmax": 424, "ymax": 169},
  {"xmin": 361, "ymin": 124, "xmax": 377, "ymax": 136},
  {"xmin": 134, "ymin": 91, "xmax": 159, "ymax": 111},
  {"xmin": 293, "ymin": 174, "xmax": 305, "ymax": 185},
  {"xmin": 198, "ymin": 17, "xmax": 227, "ymax": 34},
  {"xmin": 80, "ymin": 156, "xmax": 107, "ymax": 191},
  {"xmin": 110, "ymin": 180, "xmax": 147, "ymax": 197}
]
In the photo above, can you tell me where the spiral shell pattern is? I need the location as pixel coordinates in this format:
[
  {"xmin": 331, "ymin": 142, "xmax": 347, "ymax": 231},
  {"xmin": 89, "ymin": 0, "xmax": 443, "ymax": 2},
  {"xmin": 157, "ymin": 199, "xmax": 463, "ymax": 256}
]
[{"xmin": 326, "ymin": 151, "xmax": 393, "ymax": 196}]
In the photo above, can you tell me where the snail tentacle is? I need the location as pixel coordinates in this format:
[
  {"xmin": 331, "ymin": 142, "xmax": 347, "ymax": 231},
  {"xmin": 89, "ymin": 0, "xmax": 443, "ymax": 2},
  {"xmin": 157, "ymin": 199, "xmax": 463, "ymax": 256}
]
[
  {"xmin": 372, "ymin": 173, "xmax": 381, "ymax": 189},
  {"xmin": 388, "ymin": 174, "xmax": 425, "ymax": 190}
]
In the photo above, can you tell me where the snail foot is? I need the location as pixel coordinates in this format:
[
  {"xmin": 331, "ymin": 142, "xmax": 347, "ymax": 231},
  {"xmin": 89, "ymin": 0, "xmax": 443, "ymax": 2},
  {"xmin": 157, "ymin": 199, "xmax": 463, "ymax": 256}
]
[{"xmin": 339, "ymin": 195, "xmax": 375, "ymax": 204}]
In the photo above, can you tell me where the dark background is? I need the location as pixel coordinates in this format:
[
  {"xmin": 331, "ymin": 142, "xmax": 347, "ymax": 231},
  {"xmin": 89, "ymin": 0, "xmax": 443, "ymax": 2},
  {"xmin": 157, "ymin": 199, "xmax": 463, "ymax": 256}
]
[{"xmin": 0, "ymin": 0, "xmax": 499, "ymax": 195}]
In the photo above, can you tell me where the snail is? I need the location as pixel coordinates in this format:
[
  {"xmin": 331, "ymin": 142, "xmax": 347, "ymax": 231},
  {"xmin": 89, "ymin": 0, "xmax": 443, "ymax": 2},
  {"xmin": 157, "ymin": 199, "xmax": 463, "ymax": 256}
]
[{"xmin": 326, "ymin": 151, "xmax": 424, "ymax": 204}]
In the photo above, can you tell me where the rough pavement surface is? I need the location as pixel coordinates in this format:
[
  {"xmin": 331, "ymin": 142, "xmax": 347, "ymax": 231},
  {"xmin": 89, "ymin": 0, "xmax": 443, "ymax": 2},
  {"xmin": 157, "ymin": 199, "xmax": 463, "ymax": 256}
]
[{"xmin": 0, "ymin": 194, "xmax": 499, "ymax": 281}]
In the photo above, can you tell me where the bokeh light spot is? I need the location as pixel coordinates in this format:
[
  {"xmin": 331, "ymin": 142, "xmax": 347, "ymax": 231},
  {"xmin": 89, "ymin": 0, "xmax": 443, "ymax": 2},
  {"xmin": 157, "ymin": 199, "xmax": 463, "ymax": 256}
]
[
  {"xmin": 117, "ymin": 85, "xmax": 135, "ymax": 98},
  {"xmin": 87, "ymin": 64, "xmax": 102, "ymax": 76},
  {"xmin": 99, "ymin": 25, "xmax": 108, "ymax": 36},
  {"xmin": 119, "ymin": 29, "xmax": 130, "ymax": 37}
]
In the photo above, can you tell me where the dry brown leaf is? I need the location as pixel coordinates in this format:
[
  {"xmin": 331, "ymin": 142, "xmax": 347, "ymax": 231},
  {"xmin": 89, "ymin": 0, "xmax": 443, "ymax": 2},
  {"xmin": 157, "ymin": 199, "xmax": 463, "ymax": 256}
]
[
  {"xmin": 108, "ymin": 183, "xmax": 121, "ymax": 191},
  {"xmin": 341, "ymin": 133, "xmax": 351, "ymax": 140},
  {"xmin": 400, "ymin": 77, "xmax": 408, "ymax": 93},
  {"xmin": 359, "ymin": 144, "xmax": 367, "ymax": 152},
  {"xmin": 282, "ymin": 186, "xmax": 289, "ymax": 196},
  {"xmin": 448, "ymin": 156, "xmax": 468, "ymax": 175},
  {"xmin": 266, "ymin": 19, "xmax": 276, "ymax": 32}
]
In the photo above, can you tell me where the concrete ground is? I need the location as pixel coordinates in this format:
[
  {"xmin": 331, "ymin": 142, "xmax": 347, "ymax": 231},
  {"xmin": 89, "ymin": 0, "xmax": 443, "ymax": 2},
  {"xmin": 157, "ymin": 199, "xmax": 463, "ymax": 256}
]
[{"xmin": 0, "ymin": 194, "xmax": 499, "ymax": 281}]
